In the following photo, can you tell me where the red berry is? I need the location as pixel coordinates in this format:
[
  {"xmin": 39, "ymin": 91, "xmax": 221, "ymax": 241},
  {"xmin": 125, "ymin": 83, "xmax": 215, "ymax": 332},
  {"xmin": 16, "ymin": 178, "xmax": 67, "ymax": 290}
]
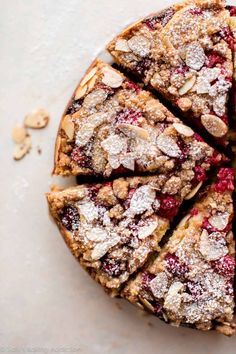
[
  {"xmin": 101, "ymin": 257, "xmax": 124, "ymax": 277},
  {"xmin": 190, "ymin": 208, "xmax": 199, "ymax": 216},
  {"xmin": 71, "ymin": 147, "xmax": 91, "ymax": 168},
  {"xmin": 172, "ymin": 64, "xmax": 189, "ymax": 75},
  {"xmin": 189, "ymin": 7, "xmax": 203, "ymax": 15},
  {"xmin": 142, "ymin": 271, "xmax": 155, "ymax": 291},
  {"xmin": 228, "ymin": 6, "xmax": 236, "ymax": 17},
  {"xmin": 214, "ymin": 168, "xmax": 234, "ymax": 193},
  {"xmin": 88, "ymin": 186, "xmax": 100, "ymax": 201},
  {"xmin": 212, "ymin": 255, "xmax": 235, "ymax": 278},
  {"xmin": 205, "ymin": 151, "xmax": 222, "ymax": 166},
  {"xmin": 193, "ymin": 133, "xmax": 204, "ymax": 142},
  {"xmin": 158, "ymin": 195, "xmax": 180, "ymax": 220},
  {"xmin": 124, "ymin": 79, "xmax": 141, "ymax": 93},
  {"xmin": 116, "ymin": 108, "xmax": 142, "ymax": 126},
  {"xmin": 219, "ymin": 27, "xmax": 234, "ymax": 50},
  {"xmin": 193, "ymin": 166, "xmax": 206, "ymax": 183},
  {"xmin": 164, "ymin": 253, "xmax": 189, "ymax": 276},
  {"xmin": 61, "ymin": 206, "xmax": 80, "ymax": 232},
  {"xmin": 135, "ymin": 59, "xmax": 151, "ymax": 77},
  {"xmin": 206, "ymin": 52, "xmax": 225, "ymax": 68}
]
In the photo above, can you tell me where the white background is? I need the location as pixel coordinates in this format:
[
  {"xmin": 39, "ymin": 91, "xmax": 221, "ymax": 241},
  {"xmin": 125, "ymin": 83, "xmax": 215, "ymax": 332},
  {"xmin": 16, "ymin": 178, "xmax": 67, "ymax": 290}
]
[{"xmin": 0, "ymin": 0, "xmax": 235, "ymax": 353}]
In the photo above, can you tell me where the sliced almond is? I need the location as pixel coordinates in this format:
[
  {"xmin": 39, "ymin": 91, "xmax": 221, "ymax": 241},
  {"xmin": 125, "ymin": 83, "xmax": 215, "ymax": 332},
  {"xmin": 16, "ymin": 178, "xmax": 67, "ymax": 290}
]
[
  {"xmin": 24, "ymin": 109, "xmax": 49, "ymax": 129},
  {"xmin": 177, "ymin": 97, "xmax": 192, "ymax": 111},
  {"xmin": 156, "ymin": 135, "xmax": 181, "ymax": 158},
  {"xmin": 201, "ymin": 114, "xmax": 228, "ymax": 138},
  {"xmin": 101, "ymin": 67, "xmax": 123, "ymax": 88},
  {"xmin": 12, "ymin": 125, "xmax": 27, "ymax": 144},
  {"xmin": 138, "ymin": 217, "xmax": 159, "ymax": 239},
  {"xmin": 178, "ymin": 76, "xmax": 196, "ymax": 95},
  {"xmin": 199, "ymin": 229, "xmax": 228, "ymax": 261},
  {"xmin": 80, "ymin": 67, "xmax": 97, "ymax": 87},
  {"xmin": 13, "ymin": 136, "xmax": 32, "ymax": 160},
  {"xmin": 185, "ymin": 42, "xmax": 206, "ymax": 70},
  {"xmin": 184, "ymin": 181, "xmax": 203, "ymax": 200},
  {"xmin": 139, "ymin": 297, "xmax": 154, "ymax": 312},
  {"xmin": 76, "ymin": 112, "xmax": 108, "ymax": 147},
  {"xmin": 87, "ymin": 74, "xmax": 98, "ymax": 92},
  {"xmin": 127, "ymin": 35, "xmax": 151, "ymax": 57},
  {"xmin": 115, "ymin": 39, "xmax": 131, "ymax": 52},
  {"xmin": 61, "ymin": 115, "xmax": 74, "ymax": 140},
  {"xmin": 74, "ymin": 84, "xmax": 88, "ymax": 100},
  {"xmin": 173, "ymin": 123, "xmax": 194, "ymax": 137},
  {"xmin": 118, "ymin": 123, "xmax": 150, "ymax": 140},
  {"xmin": 178, "ymin": 214, "xmax": 191, "ymax": 228},
  {"xmin": 208, "ymin": 212, "xmax": 230, "ymax": 231}
]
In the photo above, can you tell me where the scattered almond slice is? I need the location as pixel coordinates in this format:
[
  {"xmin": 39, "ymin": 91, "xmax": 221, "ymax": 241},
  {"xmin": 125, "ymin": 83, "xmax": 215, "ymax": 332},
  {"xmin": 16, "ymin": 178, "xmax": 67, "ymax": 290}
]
[
  {"xmin": 80, "ymin": 67, "xmax": 97, "ymax": 87},
  {"xmin": 178, "ymin": 76, "xmax": 196, "ymax": 95},
  {"xmin": 173, "ymin": 123, "xmax": 194, "ymax": 137},
  {"xmin": 24, "ymin": 109, "xmax": 49, "ymax": 129},
  {"xmin": 61, "ymin": 115, "xmax": 74, "ymax": 140},
  {"xmin": 208, "ymin": 212, "xmax": 230, "ymax": 231},
  {"xmin": 138, "ymin": 217, "xmax": 159, "ymax": 239},
  {"xmin": 118, "ymin": 123, "xmax": 150, "ymax": 140},
  {"xmin": 12, "ymin": 125, "xmax": 27, "ymax": 144},
  {"xmin": 13, "ymin": 135, "xmax": 32, "ymax": 161},
  {"xmin": 101, "ymin": 68, "xmax": 124, "ymax": 88},
  {"xmin": 74, "ymin": 84, "xmax": 88, "ymax": 100},
  {"xmin": 184, "ymin": 182, "xmax": 203, "ymax": 200},
  {"xmin": 127, "ymin": 35, "xmax": 151, "ymax": 57},
  {"xmin": 115, "ymin": 39, "xmax": 131, "ymax": 52},
  {"xmin": 156, "ymin": 135, "xmax": 181, "ymax": 158},
  {"xmin": 201, "ymin": 114, "xmax": 228, "ymax": 138}
]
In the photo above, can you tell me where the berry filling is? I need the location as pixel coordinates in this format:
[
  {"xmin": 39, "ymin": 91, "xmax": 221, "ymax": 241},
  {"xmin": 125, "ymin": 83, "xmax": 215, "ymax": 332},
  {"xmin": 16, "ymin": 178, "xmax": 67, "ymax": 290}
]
[
  {"xmin": 71, "ymin": 147, "xmax": 91, "ymax": 169},
  {"xmin": 135, "ymin": 59, "xmax": 152, "ymax": 77},
  {"xmin": 101, "ymin": 257, "xmax": 124, "ymax": 277},
  {"xmin": 193, "ymin": 166, "xmax": 206, "ymax": 185},
  {"xmin": 227, "ymin": 6, "xmax": 236, "ymax": 17},
  {"xmin": 61, "ymin": 206, "xmax": 80, "ymax": 232},
  {"xmin": 206, "ymin": 52, "xmax": 225, "ymax": 68},
  {"xmin": 142, "ymin": 271, "xmax": 156, "ymax": 291},
  {"xmin": 124, "ymin": 79, "xmax": 141, "ymax": 93},
  {"xmin": 116, "ymin": 108, "xmax": 142, "ymax": 126},
  {"xmin": 211, "ymin": 255, "xmax": 235, "ymax": 278},
  {"xmin": 88, "ymin": 186, "xmax": 100, "ymax": 202},
  {"xmin": 164, "ymin": 253, "xmax": 189, "ymax": 277},
  {"xmin": 67, "ymin": 99, "xmax": 82, "ymax": 115},
  {"xmin": 157, "ymin": 196, "xmax": 180, "ymax": 220},
  {"xmin": 188, "ymin": 7, "xmax": 203, "ymax": 16},
  {"xmin": 214, "ymin": 168, "xmax": 234, "ymax": 193},
  {"xmin": 219, "ymin": 27, "xmax": 235, "ymax": 50}
]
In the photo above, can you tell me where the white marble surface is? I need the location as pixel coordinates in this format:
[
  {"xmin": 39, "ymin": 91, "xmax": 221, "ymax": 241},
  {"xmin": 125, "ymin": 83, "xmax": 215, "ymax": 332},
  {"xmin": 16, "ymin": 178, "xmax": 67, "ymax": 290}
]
[{"xmin": 0, "ymin": 0, "xmax": 235, "ymax": 353}]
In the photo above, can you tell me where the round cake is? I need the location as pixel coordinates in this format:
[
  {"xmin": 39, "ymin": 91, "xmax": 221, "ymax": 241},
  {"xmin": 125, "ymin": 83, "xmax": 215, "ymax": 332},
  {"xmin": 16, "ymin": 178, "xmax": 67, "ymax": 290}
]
[{"xmin": 47, "ymin": 0, "xmax": 236, "ymax": 336}]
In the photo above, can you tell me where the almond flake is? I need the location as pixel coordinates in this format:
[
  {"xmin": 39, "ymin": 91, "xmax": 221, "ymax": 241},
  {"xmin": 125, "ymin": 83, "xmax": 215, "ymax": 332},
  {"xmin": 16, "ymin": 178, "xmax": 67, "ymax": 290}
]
[
  {"xmin": 86, "ymin": 227, "xmax": 107, "ymax": 242},
  {"xmin": 208, "ymin": 212, "xmax": 230, "ymax": 231},
  {"xmin": 76, "ymin": 112, "xmax": 108, "ymax": 147},
  {"xmin": 156, "ymin": 135, "xmax": 181, "ymax": 158},
  {"xmin": 24, "ymin": 109, "xmax": 49, "ymax": 129},
  {"xmin": 127, "ymin": 185, "xmax": 156, "ymax": 216},
  {"xmin": 108, "ymin": 155, "xmax": 120, "ymax": 169},
  {"xmin": 118, "ymin": 123, "xmax": 150, "ymax": 140},
  {"xmin": 115, "ymin": 39, "xmax": 131, "ymax": 52},
  {"xmin": 80, "ymin": 67, "xmax": 97, "ymax": 87},
  {"xmin": 138, "ymin": 217, "xmax": 159, "ymax": 239},
  {"xmin": 101, "ymin": 134, "xmax": 127, "ymax": 155},
  {"xmin": 13, "ymin": 136, "xmax": 32, "ymax": 160},
  {"xmin": 74, "ymin": 84, "xmax": 88, "ymax": 100},
  {"xmin": 184, "ymin": 181, "xmax": 203, "ymax": 200},
  {"xmin": 91, "ymin": 232, "xmax": 120, "ymax": 260},
  {"xmin": 173, "ymin": 123, "xmax": 194, "ymax": 137},
  {"xmin": 83, "ymin": 88, "xmax": 107, "ymax": 109},
  {"xmin": 164, "ymin": 282, "xmax": 184, "ymax": 312},
  {"xmin": 139, "ymin": 298, "xmax": 154, "ymax": 312},
  {"xmin": 185, "ymin": 42, "xmax": 206, "ymax": 70},
  {"xmin": 201, "ymin": 114, "xmax": 228, "ymax": 138},
  {"xmin": 128, "ymin": 35, "xmax": 151, "ymax": 57},
  {"xmin": 178, "ymin": 76, "xmax": 196, "ymax": 95},
  {"xmin": 101, "ymin": 68, "xmax": 123, "ymax": 88},
  {"xmin": 77, "ymin": 201, "xmax": 99, "ymax": 222},
  {"xmin": 12, "ymin": 125, "xmax": 27, "ymax": 144},
  {"xmin": 199, "ymin": 229, "xmax": 228, "ymax": 261},
  {"xmin": 120, "ymin": 154, "xmax": 135, "ymax": 171},
  {"xmin": 61, "ymin": 115, "xmax": 74, "ymax": 140},
  {"xmin": 150, "ymin": 272, "xmax": 168, "ymax": 298}
]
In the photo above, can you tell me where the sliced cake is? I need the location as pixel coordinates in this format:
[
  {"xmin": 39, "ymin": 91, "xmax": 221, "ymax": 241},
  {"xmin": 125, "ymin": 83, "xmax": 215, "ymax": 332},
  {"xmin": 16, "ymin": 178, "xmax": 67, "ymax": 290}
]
[
  {"xmin": 123, "ymin": 168, "xmax": 235, "ymax": 335},
  {"xmin": 107, "ymin": 0, "xmax": 235, "ymax": 144},
  {"xmin": 53, "ymin": 60, "xmax": 223, "ymax": 179},
  {"xmin": 47, "ymin": 169, "xmax": 213, "ymax": 294}
]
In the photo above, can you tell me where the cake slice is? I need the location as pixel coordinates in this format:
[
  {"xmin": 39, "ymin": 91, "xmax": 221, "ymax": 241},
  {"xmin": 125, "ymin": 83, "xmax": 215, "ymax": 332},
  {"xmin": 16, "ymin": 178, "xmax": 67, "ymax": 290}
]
[
  {"xmin": 123, "ymin": 168, "xmax": 235, "ymax": 336},
  {"xmin": 53, "ymin": 60, "xmax": 223, "ymax": 179},
  {"xmin": 47, "ymin": 168, "xmax": 211, "ymax": 294},
  {"xmin": 107, "ymin": 0, "xmax": 235, "ymax": 145}
]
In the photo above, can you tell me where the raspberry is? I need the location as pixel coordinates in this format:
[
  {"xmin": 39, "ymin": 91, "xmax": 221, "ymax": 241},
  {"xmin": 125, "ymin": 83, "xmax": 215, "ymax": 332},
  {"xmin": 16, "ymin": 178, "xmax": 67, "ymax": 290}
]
[
  {"xmin": 158, "ymin": 196, "xmax": 180, "ymax": 220},
  {"xmin": 124, "ymin": 79, "xmax": 141, "ymax": 94},
  {"xmin": 186, "ymin": 281, "xmax": 203, "ymax": 300},
  {"xmin": 219, "ymin": 27, "xmax": 234, "ymax": 50},
  {"xmin": 177, "ymin": 138, "xmax": 189, "ymax": 162},
  {"xmin": 193, "ymin": 133, "xmax": 204, "ymax": 142},
  {"xmin": 221, "ymin": 114, "xmax": 229, "ymax": 124},
  {"xmin": 116, "ymin": 108, "xmax": 142, "ymax": 126},
  {"xmin": 202, "ymin": 216, "xmax": 231, "ymax": 233},
  {"xmin": 190, "ymin": 208, "xmax": 199, "ymax": 216},
  {"xmin": 164, "ymin": 253, "xmax": 189, "ymax": 276},
  {"xmin": 172, "ymin": 64, "xmax": 189, "ymax": 75},
  {"xmin": 206, "ymin": 52, "xmax": 225, "ymax": 68},
  {"xmin": 101, "ymin": 257, "xmax": 124, "ymax": 277},
  {"xmin": 205, "ymin": 151, "xmax": 222, "ymax": 166},
  {"xmin": 228, "ymin": 6, "xmax": 236, "ymax": 17},
  {"xmin": 142, "ymin": 272, "xmax": 155, "ymax": 291},
  {"xmin": 189, "ymin": 7, "xmax": 203, "ymax": 15},
  {"xmin": 193, "ymin": 166, "xmax": 206, "ymax": 183},
  {"xmin": 71, "ymin": 147, "xmax": 91, "ymax": 168},
  {"xmin": 135, "ymin": 59, "xmax": 151, "ymax": 77},
  {"xmin": 61, "ymin": 206, "xmax": 80, "ymax": 232},
  {"xmin": 214, "ymin": 168, "xmax": 234, "ymax": 193},
  {"xmin": 211, "ymin": 255, "xmax": 235, "ymax": 278},
  {"xmin": 143, "ymin": 7, "xmax": 175, "ymax": 30},
  {"xmin": 88, "ymin": 186, "xmax": 100, "ymax": 202}
]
